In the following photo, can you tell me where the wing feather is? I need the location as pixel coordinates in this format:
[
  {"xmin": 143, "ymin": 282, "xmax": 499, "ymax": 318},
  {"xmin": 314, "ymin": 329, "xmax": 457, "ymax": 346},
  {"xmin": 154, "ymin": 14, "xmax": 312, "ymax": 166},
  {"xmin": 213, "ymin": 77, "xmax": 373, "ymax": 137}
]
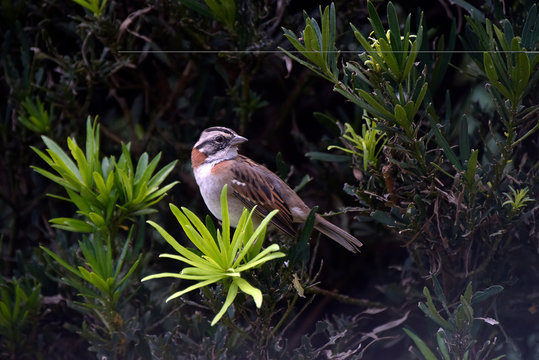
[{"xmin": 230, "ymin": 156, "xmax": 297, "ymax": 236}]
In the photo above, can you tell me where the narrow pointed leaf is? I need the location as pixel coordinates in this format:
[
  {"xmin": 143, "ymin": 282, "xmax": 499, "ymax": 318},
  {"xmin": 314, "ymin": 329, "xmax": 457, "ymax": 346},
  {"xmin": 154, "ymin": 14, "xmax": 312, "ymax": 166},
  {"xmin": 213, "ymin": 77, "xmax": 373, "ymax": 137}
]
[
  {"xmin": 211, "ymin": 281, "xmax": 238, "ymax": 325},
  {"xmin": 234, "ymin": 277, "xmax": 262, "ymax": 308},
  {"xmin": 403, "ymin": 328, "xmax": 438, "ymax": 360}
]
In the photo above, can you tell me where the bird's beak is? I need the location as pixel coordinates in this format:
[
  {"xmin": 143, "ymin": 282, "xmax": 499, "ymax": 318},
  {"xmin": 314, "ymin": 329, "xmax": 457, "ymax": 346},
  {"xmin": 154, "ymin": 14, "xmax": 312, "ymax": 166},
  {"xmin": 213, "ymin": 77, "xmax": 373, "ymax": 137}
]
[{"xmin": 230, "ymin": 135, "xmax": 248, "ymax": 145}]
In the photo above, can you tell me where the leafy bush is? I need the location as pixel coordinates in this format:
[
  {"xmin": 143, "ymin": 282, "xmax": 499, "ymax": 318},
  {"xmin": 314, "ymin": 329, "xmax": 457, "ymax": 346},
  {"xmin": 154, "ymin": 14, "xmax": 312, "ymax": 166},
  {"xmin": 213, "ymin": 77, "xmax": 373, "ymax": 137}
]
[
  {"xmin": 282, "ymin": 1, "xmax": 537, "ymax": 358},
  {"xmin": 31, "ymin": 117, "xmax": 178, "ymax": 235},
  {"xmin": 0, "ymin": 0, "xmax": 537, "ymax": 358},
  {"xmin": 31, "ymin": 117, "xmax": 177, "ymax": 357},
  {"xmin": 142, "ymin": 185, "xmax": 285, "ymax": 326},
  {"xmin": 0, "ymin": 277, "xmax": 41, "ymax": 356}
]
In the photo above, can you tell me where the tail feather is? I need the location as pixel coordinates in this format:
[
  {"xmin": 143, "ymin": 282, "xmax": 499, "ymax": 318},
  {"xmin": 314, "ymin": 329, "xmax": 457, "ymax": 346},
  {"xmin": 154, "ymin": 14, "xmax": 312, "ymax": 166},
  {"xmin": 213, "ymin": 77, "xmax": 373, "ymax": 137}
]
[{"xmin": 314, "ymin": 215, "xmax": 363, "ymax": 253}]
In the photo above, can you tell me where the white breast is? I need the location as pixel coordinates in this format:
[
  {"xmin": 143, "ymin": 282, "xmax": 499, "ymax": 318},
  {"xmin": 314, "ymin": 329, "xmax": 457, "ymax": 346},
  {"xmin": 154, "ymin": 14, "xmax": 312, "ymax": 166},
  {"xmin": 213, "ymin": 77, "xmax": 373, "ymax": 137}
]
[
  {"xmin": 194, "ymin": 161, "xmax": 245, "ymax": 226},
  {"xmin": 194, "ymin": 162, "xmax": 224, "ymax": 220}
]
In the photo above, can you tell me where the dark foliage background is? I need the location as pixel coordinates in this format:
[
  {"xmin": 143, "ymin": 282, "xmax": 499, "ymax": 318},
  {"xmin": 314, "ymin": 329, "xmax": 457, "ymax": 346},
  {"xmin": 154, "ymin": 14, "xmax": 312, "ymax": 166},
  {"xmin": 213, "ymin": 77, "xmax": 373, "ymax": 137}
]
[{"xmin": 1, "ymin": 0, "xmax": 537, "ymax": 359}]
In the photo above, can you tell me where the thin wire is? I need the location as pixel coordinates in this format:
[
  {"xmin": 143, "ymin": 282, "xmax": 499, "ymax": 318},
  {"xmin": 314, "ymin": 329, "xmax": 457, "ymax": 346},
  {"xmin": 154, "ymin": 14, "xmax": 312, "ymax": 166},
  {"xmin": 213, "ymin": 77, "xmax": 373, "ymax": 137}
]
[{"xmin": 118, "ymin": 49, "xmax": 538, "ymax": 54}]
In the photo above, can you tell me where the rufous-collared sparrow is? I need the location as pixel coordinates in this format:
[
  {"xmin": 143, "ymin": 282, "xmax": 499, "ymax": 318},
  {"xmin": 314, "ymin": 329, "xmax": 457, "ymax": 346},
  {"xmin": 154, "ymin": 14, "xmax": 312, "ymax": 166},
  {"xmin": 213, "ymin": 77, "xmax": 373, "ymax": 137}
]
[{"xmin": 191, "ymin": 126, "xmax": 362, "ymax": 253}]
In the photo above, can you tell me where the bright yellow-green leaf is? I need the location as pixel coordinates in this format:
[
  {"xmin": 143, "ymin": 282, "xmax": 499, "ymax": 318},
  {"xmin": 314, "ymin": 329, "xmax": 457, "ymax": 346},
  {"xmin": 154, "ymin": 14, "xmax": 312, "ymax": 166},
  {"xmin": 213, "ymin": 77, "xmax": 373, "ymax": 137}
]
[
  {"xmin": 234, "ymin": 277, "xmax": 262, "ymax": 308},
  {"xmin": 211, "ymin": 281, "xmax": 238, "ymax": 325}
]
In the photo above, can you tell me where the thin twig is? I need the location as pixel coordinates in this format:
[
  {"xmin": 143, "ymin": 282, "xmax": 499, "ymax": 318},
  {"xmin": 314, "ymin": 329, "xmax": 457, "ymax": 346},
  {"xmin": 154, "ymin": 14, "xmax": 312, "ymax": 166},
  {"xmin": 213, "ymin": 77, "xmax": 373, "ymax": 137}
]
[{"xmin": 306, "ymin": 286, "xmax": 386, "ymax": 308}]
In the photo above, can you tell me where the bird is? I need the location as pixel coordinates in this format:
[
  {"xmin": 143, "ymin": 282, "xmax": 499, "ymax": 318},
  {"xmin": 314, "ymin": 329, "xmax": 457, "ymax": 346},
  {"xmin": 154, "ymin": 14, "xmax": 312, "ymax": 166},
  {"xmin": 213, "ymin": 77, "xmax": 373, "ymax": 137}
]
[{"xmin": 191, "ymin": 126, "xmax": 363, "ymax": 253}]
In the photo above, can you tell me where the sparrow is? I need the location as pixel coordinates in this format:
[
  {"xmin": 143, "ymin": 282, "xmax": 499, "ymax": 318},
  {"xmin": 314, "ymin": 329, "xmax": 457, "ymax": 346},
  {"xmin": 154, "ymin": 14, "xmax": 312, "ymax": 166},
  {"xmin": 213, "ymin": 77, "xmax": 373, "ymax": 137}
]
[{"xmin": 191, "ymin": 126, "xmax": 363, "ymax": 253}]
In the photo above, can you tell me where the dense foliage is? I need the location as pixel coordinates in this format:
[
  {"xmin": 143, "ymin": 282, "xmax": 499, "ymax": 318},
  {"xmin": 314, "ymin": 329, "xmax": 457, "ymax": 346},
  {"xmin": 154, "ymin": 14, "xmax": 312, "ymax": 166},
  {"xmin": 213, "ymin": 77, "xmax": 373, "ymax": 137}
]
[{"xmin": 1, "ymin": 0, "xmax": 537, "ymax": 359}]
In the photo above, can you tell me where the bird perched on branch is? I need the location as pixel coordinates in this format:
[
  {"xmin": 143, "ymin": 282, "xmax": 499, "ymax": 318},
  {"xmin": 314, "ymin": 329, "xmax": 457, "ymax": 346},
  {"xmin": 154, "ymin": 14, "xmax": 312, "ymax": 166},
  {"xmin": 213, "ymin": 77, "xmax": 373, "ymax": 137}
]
[{"xmin": 191, "ymin": 126, "xmax": 362, "ymax": 253}]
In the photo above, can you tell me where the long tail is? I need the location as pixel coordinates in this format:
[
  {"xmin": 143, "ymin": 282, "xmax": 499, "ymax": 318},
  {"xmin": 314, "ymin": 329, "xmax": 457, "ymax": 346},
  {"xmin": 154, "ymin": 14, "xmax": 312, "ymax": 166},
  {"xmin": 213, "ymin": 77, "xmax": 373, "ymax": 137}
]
[{"xmin": 314, "ymin": 214, "xmax": 363, "ymax": 253}]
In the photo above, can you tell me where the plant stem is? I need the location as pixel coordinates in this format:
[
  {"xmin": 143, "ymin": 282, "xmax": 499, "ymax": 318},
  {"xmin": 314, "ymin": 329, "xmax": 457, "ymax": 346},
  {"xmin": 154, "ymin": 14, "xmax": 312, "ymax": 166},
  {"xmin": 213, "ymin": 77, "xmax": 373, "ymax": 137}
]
[
  {"xmin": 306, "ymin": 286, "xmax": 386, "ymax": 308},
  {"xmin": 270, "ymin": 293, "xmax": 298, "ymax": 337},
  {"xmin": 511, "ymin": 120, "xmax": 539, "ymax": 148}
]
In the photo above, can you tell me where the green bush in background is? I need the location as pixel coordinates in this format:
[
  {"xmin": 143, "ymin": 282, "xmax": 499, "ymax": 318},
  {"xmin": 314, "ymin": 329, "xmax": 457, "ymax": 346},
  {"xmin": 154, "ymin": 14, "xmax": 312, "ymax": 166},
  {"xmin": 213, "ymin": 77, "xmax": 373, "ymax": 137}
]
[{"xmin": 0, "ymin": 0, "xmax": 537, "ymax": 358}]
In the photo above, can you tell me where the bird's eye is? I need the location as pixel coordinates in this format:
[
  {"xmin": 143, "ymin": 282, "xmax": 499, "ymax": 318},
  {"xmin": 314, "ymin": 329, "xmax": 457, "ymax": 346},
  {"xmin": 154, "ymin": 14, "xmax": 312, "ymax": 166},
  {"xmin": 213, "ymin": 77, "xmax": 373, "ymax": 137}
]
[{"xmin": 215, "ymin": 136, "xmax": 225, "ymax": 144}]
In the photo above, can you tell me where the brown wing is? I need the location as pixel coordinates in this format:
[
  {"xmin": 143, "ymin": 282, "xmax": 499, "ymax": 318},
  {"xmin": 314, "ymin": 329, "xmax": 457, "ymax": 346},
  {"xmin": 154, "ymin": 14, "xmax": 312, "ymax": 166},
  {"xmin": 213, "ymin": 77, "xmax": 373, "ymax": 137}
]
[{"xmin": 229, "ymin": 155, "xmax": 297, "ymax": 237}]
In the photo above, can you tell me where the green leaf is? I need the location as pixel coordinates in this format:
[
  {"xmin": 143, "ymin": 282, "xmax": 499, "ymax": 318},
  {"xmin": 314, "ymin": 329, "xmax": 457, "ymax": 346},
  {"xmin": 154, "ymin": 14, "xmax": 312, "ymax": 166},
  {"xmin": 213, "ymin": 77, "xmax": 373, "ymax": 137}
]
[
  {"xmin": 234, "ymin": 277, "xmax": 262, "ymax": 308},
  {"xmin": 147, "ymin": 220, "xmax": 197, "ymax": 262},
  {"xmin": 68, "ymin": 138, "xmax": 91, "ymax": 187},
  {"xmin": 205, "ymin": 215, "xmax": 217, "ymax": 240},
  {"xmin": 211, "ymin": 280, "xmax": 238, "ymax": 326},
  {"xmin": 40, "ymin": 246, "xmax": 81, "ymax": 278},
  {"xmin": 146, "ymin": 160, "xmax": 178, "ymax": 190},
  {"xmin": 136, "ymin": 153, "xmax": 161, "ymax": 189},
  {"xmin": 231, "ymin": 208, "xmax": 253, "ymax": 261},
  {"xmin": 367, "ymin": 0, "xmax": 386, "ymax": 40},
  {"xmin": 394, "ymin": 104, "xmax": 411, "ymax": 135},
  {"xmin": 31, "ymin": 166, "xmax": 75, "ymax": 191},
  {"xmin": 515, "ymin": 49, "xmax": 531, "ymax": 96},
  {"xmin": 413, "ymin": 82, "xmax": 428, "ymax": 118},
  {"xmin": 379, "ymin": 38, "xmax": 401, "ymax": 80},
  {"xmin": 303, "ymin": 22, "xmax": 314, "ymax": 52},
  {"xmin": 371, "ymin": 210, "xmax": 398, "ymax": 227},
  {"xmin": 453, "ymin": 283, "xmax": 474, "ymax": 329},
  {"xmin": 117, "ymin": 255, "xmax": 141, "ymax": 289},
  {"xmin": 143, "ymin": 181, "xmax": 179, "ymax": 202},
  {"xmin": 88, "ymin": 212, "xmax": 105, "ymax": 227},
  {"xmin": 431, "ymin": 20, "xmax": 456, "ymax": 92},
  {"xmin": 327, "ymin": 3, "xmax": 338, "ymax": 75},
  {"xmin": 280, "ymin": 46, "xmax": 333, "ymax": 82},
  {"xmin": 521, "ymin": 4, "xmax": 538, "ymax": 57},
  {"xmin": 483, "ymin": 52, "xmax": 513, "ymax": 100},
  {"xmin": 179, "ymin": 206, "xmax": 222, "ymax": 262},
  {"xmin": 463, "ymin": 281, "xmax": 473, "ymax": 303},
  {"xmin": 357, "ymin": 89, "xmax": 395, "ymax": 120},
  {"xmin": 244, "ymin": 219, "xmax": 263, "ymax": 257},
  {"xmin": 351, "ymin": 24, "xmax": 385, "ymax": 69},
  {"xmin": 234, "ymin": 209, "xmax": 278, "ymax": 266},
  {"xmin": 41, "ymin": 136, "xmax": 81, "ymax": 182},
  {"xmin": 290, "ymin": 207, "xmax": 315, "ymax": 266},
  {"xmin": 219, "ymin": 185, "xmax": 231, "ymax": 262},
  {"xmin": 49, "ymin": 218, "xmax": 95, "ymax": 232},
  {"xmin": 449, "ymin": 0, "xmax": 485, "ymax": 22},
  {"xmin": 309, "ymin": 16, "xmax": 323, "ymax": 54},
  {"xmin": 436, "ymin": 331, "xmax": 451, "ymax": 360},
  {"xmin": 78, "ymin": 267, "xmax": 108, "ymax": 293},
  {"xmin": 483, "ymin": 52, "xmax": 499, "ymax": 82},
  {"xmin": 31, "ymin": 146, "xmax": 54, "ymax": 167},
  {"xmin": 459, "ymin": 115, "xmax": 470, "ymax": 163},
  {"xmin": 306, "ymin": 151, "xmax": 350, "ymax": 162},
  {"xmin": 432, "ymin": 276, "xmax": 448, "ymax": 311},
  {"xmin": 166, "ymin": 277, "xmax": 222, "ymax": 302},
  {"xmin": 113, "ymin": 227, "xmax": 133, "ymax": 279},
  {"xmin": 235, "ymin": 245, "xmax": 284, "ymax": 272},
  {"xmin": 281, "ymin": 29, "xmax": 306, "ymax": 53},
  {"xmin": 402, "ymin": 36, "xmax": 419, "ymax": 82},
  {"xmin": 116, "ymin": 167, "xmax": 133, "ymax": 202},
  {"xmin": 321, "ymin": 5, "xmax": 330, "ymax": 63},
  {"xmin": 471, "ymin": 285, "xmax": 503, "ymax": 304},
  {"xmin": 162, "ymin": 253, "xmax": 220, "ymax": 273},
  {"xmin": 304, "ymin": 24, "xmax": 325, "ymax": 68},
  {"xmin": 84, "ymin": 117, "xmax": 99, "ymax": 171},
  {"xmin": 428, "ymin": 111, "xmax": 462, "ymax": 171},
  {"xmin": 403, "ymin": 328, "xmax": 438, "ymax": 360},
  {"xmin": 205, "ymin": 0, "xmax": 235, "ymax": 29},
  {"xmin": 134, "ymin": 152, "xmax": 149, "ymax": 184},
  {"xmin": 493, "ymin": 23, "xmax": 510, "ymax": 52},
  {"xmin": 387, "ymin": 2, "xmax": 403, "ymax": 62},
  {"xmin": 177, "ymin": 0, "xmax": 213, "ymax": 19},
  {"xmin": 419, "ymin": 287, "xmax": 453, "ymax": 330},
  {"xmin": 465, "ymin": 149, "xmax": 478, "ymax": 185},
  {"xmin": 93, "ymin": 172, "xmax": 108, "ymax": 197},
  {"xmin": 66, "ymin": 188, "xmax": 92, "ymax": 214}
]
